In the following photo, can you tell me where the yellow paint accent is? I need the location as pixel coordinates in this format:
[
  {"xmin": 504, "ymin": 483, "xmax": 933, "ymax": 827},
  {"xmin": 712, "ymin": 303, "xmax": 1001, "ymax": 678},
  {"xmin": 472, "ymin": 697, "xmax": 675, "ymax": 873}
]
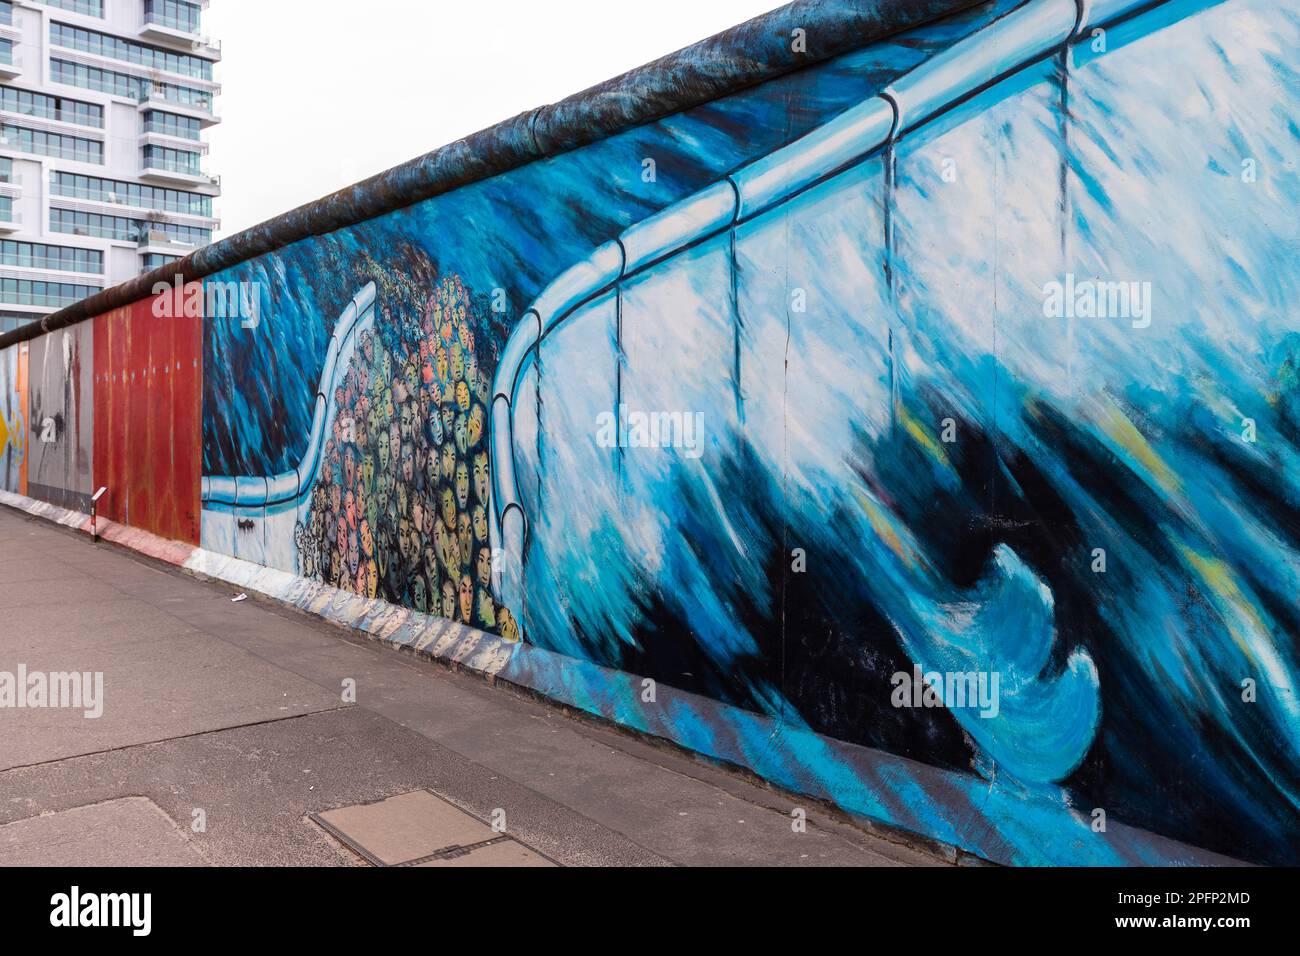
[
  {"xmin": 1181, "ymin": 546, "xmax": 1266, "ymax": 667},
  {"xmin": 850, "ymin": 484, "xmax": 918, "ymax": 569},
  {"xmin": 1093, "ymin": 397, "xmax": 1181, "ymax": 496},
  {"xmin": 897, "ymin": 404, "xmax": 951, "ymax": 469}
]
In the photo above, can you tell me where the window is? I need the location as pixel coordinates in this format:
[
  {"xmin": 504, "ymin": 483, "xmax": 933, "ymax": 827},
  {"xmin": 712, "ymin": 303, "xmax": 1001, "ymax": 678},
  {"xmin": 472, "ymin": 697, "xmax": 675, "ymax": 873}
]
[
  {"xmin": 1, "ymin": 123, "xmax": 102, "ymax": 163},
  {"xmin": 0, "ymin": 157, "xmax": 11, "ymax": 184},
  {"xmin": 33, "ymin": 0, "xmax": 103, "ymax": 16},
  {"xmin": 49, "ymin": 59, "xmax": 212, "ymax": 113},
  {"xmin": 0, "ymin": 85, "xmax": 103, "ymax": 128},
  {"xmin": 138, "ymin": 221, "xmax": 209, "ymax": 245},
  {"xmin": 142, "ymin": 110, "xmax": 200, "ymax": 140},
  {"xmin": 0, "ymin": 196, "xmax": 12, "ymax": 220},
  {"xmin": 51, "ymin": 172, "xmax": 212, "ymax": 216},
  {"xmin": 137, "ymin": 78, "xmax": 211, "ymax": 112},
  {"xmin": 50, "ymin": 207, "xmax": 137, "ymax": 241},
  {"xmin": 0, "ymin": 311, "xmax": 36, "ymax": 334},
  {"xmin": 142, "ymin": 144, "xmax": 200, "ymax": 175},
  {"xmin": 0, "ymin": 3, "xmax": 12, "ymax": 27},
  {"xmin": 0, "ymin": 39, "xmax": 12, "ymax": 66},
  {"xmin": 144, "ymin": 0, "xmax": 199, "ymax": 34},
  {"xmin": 50, "ymin": 22, "xmax": 213, "ymax": 80},
  {"xmin": 142, "ymin": 253, "xmax": 180, "ymax": 271},
  {"xmin": 49, "ymin": 207, "xmax": 209, "ymax": 246},
  {"xmin": 0, "ymin": 277, "xmax": 102, "ymax": 308},
  {"xmin": 50, "ymin": 58, "xmax": 135, "ymax": 98},
  {"xmin": 0, "ymin": 240, "xmax": 101, "ymax": 273}
]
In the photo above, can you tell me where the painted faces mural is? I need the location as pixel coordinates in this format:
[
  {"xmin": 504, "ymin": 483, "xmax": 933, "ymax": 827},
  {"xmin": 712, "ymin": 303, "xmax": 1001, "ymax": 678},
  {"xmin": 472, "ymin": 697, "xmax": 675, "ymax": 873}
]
[
  {"xmin": 296, "ymin": 273, "xmax": 507, "ymax": 633},
  {"xmin": 194, "ymin": 0, "xmax": 1299, "ymax": 865}
]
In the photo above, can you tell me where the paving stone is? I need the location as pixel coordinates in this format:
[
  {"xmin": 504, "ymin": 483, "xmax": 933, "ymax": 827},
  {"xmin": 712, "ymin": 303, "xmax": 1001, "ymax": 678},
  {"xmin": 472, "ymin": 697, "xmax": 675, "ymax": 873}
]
[
  {"xmin": 315, "ymin": 789, "xmax": 496, "ymax": 865},
  {"xmin": 0, "ymin": 797, "xmax": 205, "ymax": 867}
]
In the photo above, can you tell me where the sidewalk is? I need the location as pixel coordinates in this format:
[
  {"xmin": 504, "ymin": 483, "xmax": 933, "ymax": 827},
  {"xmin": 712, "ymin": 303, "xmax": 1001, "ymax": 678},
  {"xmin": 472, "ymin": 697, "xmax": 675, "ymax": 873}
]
[{"xmin": 0, "ymin": 506, "xmax": 947, "ymax": 867}]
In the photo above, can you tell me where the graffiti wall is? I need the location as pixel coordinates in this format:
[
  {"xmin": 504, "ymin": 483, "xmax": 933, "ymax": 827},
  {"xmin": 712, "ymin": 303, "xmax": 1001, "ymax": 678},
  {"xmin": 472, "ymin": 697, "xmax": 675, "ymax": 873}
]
[
  {"xmin": 26, "ymin": 325, "xmax": 94, "ymax": 512},
  {"xmin": 0, "ymin": 344, "xmax": 24, "ymax": 494},
  {"xmin": 93, "ymin": 297, "xmax": 202, "ymax": 543},
  {"xmin": 0, "ymin": 0, "xmax": 1296, "ymax": 865}
]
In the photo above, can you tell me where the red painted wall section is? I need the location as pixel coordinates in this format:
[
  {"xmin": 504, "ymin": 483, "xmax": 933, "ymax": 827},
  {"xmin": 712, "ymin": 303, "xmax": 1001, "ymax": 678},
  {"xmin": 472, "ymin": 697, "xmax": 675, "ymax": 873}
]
[{"xmin": 92, "ymin": 294, "xmax": 202, "ymax": 544}]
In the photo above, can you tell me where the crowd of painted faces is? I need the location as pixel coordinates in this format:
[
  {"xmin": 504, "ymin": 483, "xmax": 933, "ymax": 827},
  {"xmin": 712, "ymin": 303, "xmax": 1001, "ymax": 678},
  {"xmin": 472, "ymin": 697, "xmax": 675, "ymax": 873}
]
[{"xmin": 293, "ymin": 274, "xmax": 519, "ymax": 641}]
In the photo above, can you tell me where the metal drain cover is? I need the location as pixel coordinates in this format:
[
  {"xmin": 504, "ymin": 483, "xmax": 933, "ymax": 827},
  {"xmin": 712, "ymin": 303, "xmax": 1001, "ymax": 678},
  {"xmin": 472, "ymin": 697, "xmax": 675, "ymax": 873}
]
[
  {"xmin": 414, "ymin": 839, "xmax": 554, "ymax": 867},
  {"xmin": 311, "ymin": 790, "xmax": 556, "ymax": 867}
]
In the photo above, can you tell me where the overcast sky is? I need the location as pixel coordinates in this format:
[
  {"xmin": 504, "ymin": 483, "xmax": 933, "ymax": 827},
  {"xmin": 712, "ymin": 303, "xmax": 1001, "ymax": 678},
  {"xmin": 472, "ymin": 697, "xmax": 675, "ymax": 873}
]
[{"xmin": 204, "ymin": 0, "xmax": 779, "ymax": 240}]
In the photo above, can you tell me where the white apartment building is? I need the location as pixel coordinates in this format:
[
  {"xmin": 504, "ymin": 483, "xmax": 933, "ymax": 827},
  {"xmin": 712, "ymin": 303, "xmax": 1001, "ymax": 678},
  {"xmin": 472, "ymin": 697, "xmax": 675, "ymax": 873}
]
[{"xmin": 0, "ymin": 0, "xmax": 219, "ymax": 334}]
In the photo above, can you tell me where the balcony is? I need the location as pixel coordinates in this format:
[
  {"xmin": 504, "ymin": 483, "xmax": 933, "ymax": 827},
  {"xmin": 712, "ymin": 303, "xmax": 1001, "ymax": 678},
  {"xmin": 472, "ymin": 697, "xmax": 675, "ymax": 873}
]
[
  {"xmin": 0, "ymin": 208, "xmax": 23, "ymax": 232},
  {"xmin": 50, "ymin": 193, "xmax": 219, "ymax": 234},
  {"xmin": 140, "ymin": 157, "xmax": 216, "ymax": 188},
  {"xmin": 0, "ymin": 130, "xmax": 100, "ymax": 164},
  {"xmin": 0, "ymin": 51, "xmax": 20, "ymax": 79},
  {"xmin": 137, "ymin": 229, "xmax": 201, "ymax": 255},
  {"xmin": 140, "ymin": 13, "xmax": 221, "ymax": 60},
  {"xmin": 0, "ymin": 173, "xmax": 20, "ymax": 198},
  {"xmin": 135, "ymin": 88, "xmax": 220, "ymax": 127},
  {"xmin": 140, "ymin": 128, "xmax": 208, "ymax": 153},
  {"xmin": 141, "ymin": 11, "xmax": 198, "ymax": 37},
  {"xmin": 0, "ymin": 101, "xmax": 103, "ymax": 132}
]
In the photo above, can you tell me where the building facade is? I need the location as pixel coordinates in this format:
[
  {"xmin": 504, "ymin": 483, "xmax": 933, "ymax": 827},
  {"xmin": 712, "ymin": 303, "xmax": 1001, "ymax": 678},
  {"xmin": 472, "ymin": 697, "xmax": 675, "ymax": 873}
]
[{"xmin": 0, "ymin": 0, "xmax": 218, "ymax": 333}]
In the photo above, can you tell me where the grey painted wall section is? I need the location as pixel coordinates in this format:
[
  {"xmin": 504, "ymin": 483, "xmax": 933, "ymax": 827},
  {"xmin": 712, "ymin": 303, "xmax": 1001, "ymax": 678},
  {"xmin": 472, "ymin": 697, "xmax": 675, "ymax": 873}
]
[{"xmin": 26, "ymin": 325, "xmax": 94, "ymax": 512}]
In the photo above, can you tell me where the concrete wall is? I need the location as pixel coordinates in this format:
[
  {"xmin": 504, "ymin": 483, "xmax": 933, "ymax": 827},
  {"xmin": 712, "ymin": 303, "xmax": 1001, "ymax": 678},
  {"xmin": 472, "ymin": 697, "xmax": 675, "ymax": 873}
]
[
  {"xmin": 92, "ymin": 298, "xmax": 203, "ymax": 543},
  {"xmin": 26, "ymin": 324, "xmax": 94, "ymax": 512},
  {"xmin": 0, "ymin": 343, "xmax": 24, "ymax": 494},
  {"xmin": 0, "ymin": 0, "xmax": 1297, "ymax": 865}
]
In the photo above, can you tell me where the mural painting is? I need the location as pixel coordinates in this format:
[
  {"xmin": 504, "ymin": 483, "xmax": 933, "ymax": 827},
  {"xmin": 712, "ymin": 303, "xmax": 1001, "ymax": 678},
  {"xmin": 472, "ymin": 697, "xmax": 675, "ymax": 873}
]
[
  {"xmin": 292, "ymin": 268, "xmax": 511, "ymax": 635},
  {"xmin": 92, "ymin": 298, "xmax": 203, "ymax": 543},
  {"xmin": 195, "ymin": 0, "xmax": 1300, "ymax": 868},
  {"xmin": 0, "ymin": 343, "xmax": 26, "ymax": 495},
  {"xmin": 26, "ymin": 325, "xmax": 94, "ymax": 512},
  {"xmin": 0, "ymin": 0, "xmax": 1295, "ymax": 866},
  {"xmin": 187, "ymin": 0, "xmax": 1300, "ymax": 865}
]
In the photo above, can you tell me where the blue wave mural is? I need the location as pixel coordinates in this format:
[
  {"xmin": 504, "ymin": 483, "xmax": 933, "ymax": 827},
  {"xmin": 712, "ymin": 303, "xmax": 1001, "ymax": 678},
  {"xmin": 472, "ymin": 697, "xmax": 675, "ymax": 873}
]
[{"xmin": 200, "ymin": 0, "xmax": 1300, "ymax": 864}]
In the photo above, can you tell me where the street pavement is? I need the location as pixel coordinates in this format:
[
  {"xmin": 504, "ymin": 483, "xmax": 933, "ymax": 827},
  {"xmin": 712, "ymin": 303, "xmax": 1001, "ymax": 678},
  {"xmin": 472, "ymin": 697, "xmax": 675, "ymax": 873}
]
[{"xmin": 0, "ymin": 505, "xmax": 948, "ymax": 867}]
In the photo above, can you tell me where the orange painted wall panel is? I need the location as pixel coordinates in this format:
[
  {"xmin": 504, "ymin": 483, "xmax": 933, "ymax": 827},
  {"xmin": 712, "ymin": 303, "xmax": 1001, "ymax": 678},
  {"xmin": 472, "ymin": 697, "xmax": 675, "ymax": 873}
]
[{"xmin": 92, "ymin": 296, "xmax": 202, "ymax": 544}]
